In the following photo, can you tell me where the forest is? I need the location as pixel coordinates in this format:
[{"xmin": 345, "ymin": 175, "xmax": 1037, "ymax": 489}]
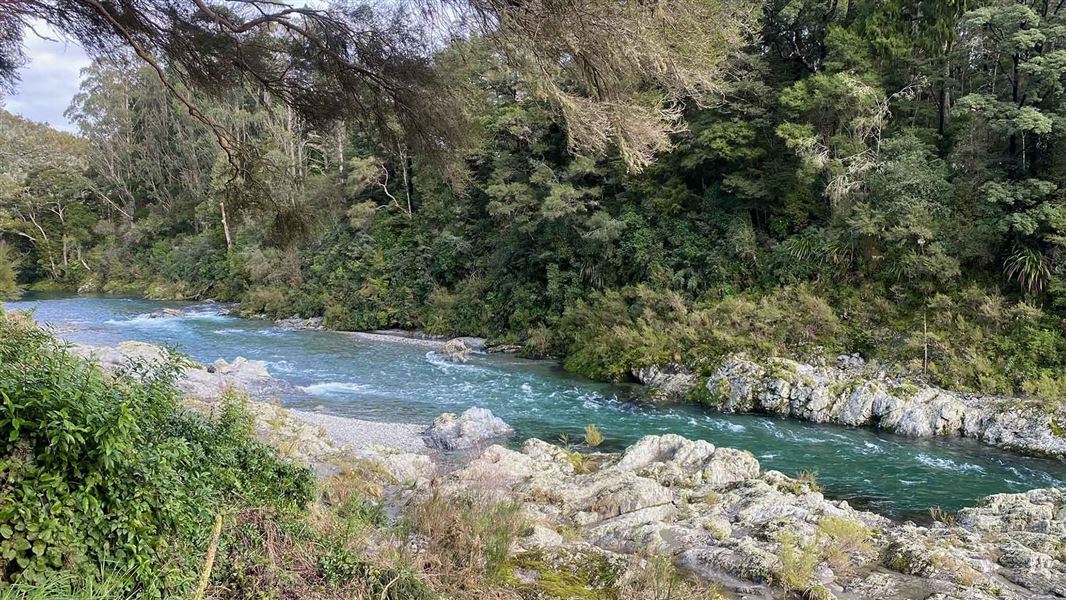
[{"xmin": 2, "ymin": 0, "xmax": 1066, "ymax": 400}]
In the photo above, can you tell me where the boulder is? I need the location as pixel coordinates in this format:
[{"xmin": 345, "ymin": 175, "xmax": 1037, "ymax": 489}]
[
  {"xmin": 631, "ymin": 363, "xmax": 698, "ymax": 402},
  {"xmin": 441, "ymin": 338, "xmax": 473, "ymax": 363},
  {"xmin": 145, "ymin": 307, "xmax": 186, "ymax": 319},
  {"xmin": 423, "ymin": 407, "xmax": 514, "ymax": 450},
  {"xmin": 429, "ymin": 432, "xmax": 1066, "ymax": 599}
]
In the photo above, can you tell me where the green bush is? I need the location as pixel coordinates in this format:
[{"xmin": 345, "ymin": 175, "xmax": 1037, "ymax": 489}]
[
  {"xmin": 0, "ymin": 243, "xmax": 20, "ymax": 300},
  {"xmin": 558, "ymin": 286, "xmax": 684, "ymax": 381},
  {"xmin": 0, "ymin": 313, "xmax": 313, "ymax": 593},
  {"xmin": 558, "ymin": 284, "xmax": 842, "ymax": 381}
]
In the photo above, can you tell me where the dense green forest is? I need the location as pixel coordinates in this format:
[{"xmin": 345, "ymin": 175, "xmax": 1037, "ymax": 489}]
[{"xmin": 3, "ymin": 0, "xmax": 1066, "ymax": 398}]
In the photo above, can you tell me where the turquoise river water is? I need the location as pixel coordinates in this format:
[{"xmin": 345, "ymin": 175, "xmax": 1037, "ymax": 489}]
[{"xmin": 5, "ymin": 293, "xmax": 1066, "ymax": 519}]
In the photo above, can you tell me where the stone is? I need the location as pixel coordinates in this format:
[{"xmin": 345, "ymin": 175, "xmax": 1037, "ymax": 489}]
[
  {"xmin": 426, "ymin": 427, "xmax": 1066, "ymax": 599},
  {"xmin": 423, "ymin": 407, "xmax": 515, "ymax": 450},
  {"xmin": 145, "ymin": 307, "xmax": 186, "ymax": 319},
  {"xmin": 274, "ymin": 315, "xmax": 324, "ymax": 330},
  {"xmin": 441, "ymin": 338, "xmax": 473, "ymax": 363},
  {"xmin": 374, "ymin": 450, "xmax": 436, "ymax": 484}
]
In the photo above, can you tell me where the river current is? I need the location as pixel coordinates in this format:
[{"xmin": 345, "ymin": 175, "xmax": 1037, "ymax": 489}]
[{"xmin": 5, "ymin": 292, "xmax": 1065, "ymax": 519}]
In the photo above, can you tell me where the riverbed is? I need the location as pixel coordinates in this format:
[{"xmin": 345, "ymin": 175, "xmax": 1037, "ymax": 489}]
[{"xmin": 5, "ymin": 292, "xmax": 1065, "ymax": 519}]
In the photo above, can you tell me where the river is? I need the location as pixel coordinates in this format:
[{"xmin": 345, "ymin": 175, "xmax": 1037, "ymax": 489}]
[{"xmin": 5, "ymin": 292, "xmax": 1065, "ymax": 519}]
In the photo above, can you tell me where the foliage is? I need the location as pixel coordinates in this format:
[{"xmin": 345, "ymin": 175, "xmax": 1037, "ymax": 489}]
[
  {"xmin": 618, "ymin": 554, "xmax": 726, "ymax": 600},
  {"xmin": 817, "ymin": 517, "xmax": 873, "ymax": 573},
  {"xmin": 0, "ymin": 571, "xmax": 135, "ymax": 600},
  {"xmin": 4, "ymin": 0, "xmax": 1066, "ymax": 401},
  {"xmin": 773, "ymin": 531, "xmax": 819, "ymax": 593},
  {"xmin": 0, "ymin": 242, "xmax": 19, "ymax": 299},
  {"xmin": 0, "ymin": 313, "xmax": 313, "ymax": 593}
]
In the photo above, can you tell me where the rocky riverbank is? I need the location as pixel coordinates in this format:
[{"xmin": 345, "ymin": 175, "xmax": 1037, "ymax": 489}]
[
  {"xmin": 635, "ymin": 354, "xmax": 1066, "ymax": 460},
  {"xmin": 70, "ymin": 339, "xmax": 1066, "ymax": 599},
  {"xmin": 425, "ymin": 434, "xmax": 1065, "ymax": 599}
]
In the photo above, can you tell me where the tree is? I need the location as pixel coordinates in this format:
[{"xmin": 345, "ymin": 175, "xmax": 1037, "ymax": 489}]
[{"xmin": 2, "ymin": 0, "xmax": 759, "ymax": 176}]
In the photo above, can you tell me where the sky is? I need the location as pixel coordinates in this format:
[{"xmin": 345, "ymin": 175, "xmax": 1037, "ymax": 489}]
[{"xmin": 3, "ymin": 27, "xmax": 91, "ymax": 134}]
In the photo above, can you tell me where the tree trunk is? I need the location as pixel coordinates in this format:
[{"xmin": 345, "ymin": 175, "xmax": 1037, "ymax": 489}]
[
  {"xmin": 336, "ymin": 124, "xmax": 344, "ymax": 173},
  {"xmin": 1009, "ymin": 54, "xmax": 1020, "ymax": 165},
  {"xmin": 220, "ymin": 199, "xmax": 233, "ymax": 251},
  {"xmin": 938, "ymin": 59, "xmax": 950, "ymax": 136},
  {"xmin": 401, "ymin": 149, "xmax": 413, "ymax": 216}
]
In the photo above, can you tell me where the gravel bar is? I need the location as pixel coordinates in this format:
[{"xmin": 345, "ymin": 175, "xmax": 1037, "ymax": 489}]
[{"xmin": 289, "ymin": 409, "xmax": 429, "ymax": 454}]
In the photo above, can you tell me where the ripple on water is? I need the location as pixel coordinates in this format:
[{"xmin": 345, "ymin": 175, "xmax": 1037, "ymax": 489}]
[
  {"xmin": 862, "ymin": 441, "xmax": 885, "ymax": 454},
  {"xmin": 300, "ymin": 382, "xmax": 374, "ymax": 396},
  {"xmin": 915, "ymin": 453, "xmax": 986, "ymax": 473},
  {"xmin": 706, "ymin": 419, "xmax": 747, "ymax": 433}
]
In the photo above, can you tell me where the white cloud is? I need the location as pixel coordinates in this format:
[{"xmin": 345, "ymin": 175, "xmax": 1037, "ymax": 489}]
[{"xmin": 3, "ymin": 26, "xmax": 90, "ymax": 133}]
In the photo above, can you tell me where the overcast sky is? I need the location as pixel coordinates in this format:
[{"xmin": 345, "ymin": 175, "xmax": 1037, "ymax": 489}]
[{"xmin": 3, "ymin": 29, "xmax": 90, "ymax": 134}]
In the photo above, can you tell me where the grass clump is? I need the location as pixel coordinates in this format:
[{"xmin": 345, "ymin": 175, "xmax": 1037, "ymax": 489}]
[
  {"xmin": 584, "ymin": 424, "xmax": 604, "ymax": 447},
  {"xmin": 773, "ymin": 531, "xmax": 819, "ymax": 594},
  {"xmin": 404, "ymin": 491, "xmax": 525, "ymax": 588},
  {"xmin": 507, "ymin": 549, "xmax": 625, "ymax": 599},
  {"xmin": 0, "ymin": 571, "xmax": 136, "ymax": 600},
  {"xmin": 619, "ymin": 554, "xmax": 726, "ymax": 599},
  {"xmin": 817, "ymin": 517, "xmax": 873, "ymax": 573}
]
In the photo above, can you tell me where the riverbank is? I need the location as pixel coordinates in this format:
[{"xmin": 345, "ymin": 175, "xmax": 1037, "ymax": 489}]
[
  {"xmin": 72, "ymin": 337, "xmax": 1066, "ymax": 599},
  {"xmin": 70, "ymin": 339, "xmax": 431, "ymax": 464}
]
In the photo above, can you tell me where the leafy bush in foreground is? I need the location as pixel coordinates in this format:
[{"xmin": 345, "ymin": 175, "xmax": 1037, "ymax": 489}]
[{"xmin": 0, "ymin": 312, "xmax": 313, "ymax": 594}]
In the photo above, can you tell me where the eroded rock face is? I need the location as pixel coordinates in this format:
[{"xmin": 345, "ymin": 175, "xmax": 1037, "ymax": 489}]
[
  {"xmin": 420, "ymin": 433, "xmax": 1066, "ymax": 600},
  {"xmin": 423, "ymin": 407, "xmax": 515, "ymax": 450},
  {"xmin": 691, "ymin": 355, "xmax": 1066, "ymax": 459},
  {"xmin": 634, "ymin": 353, "xmax": 1066, "ymax": 458}
]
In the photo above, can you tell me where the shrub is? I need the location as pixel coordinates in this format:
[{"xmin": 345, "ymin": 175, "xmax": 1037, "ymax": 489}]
[
  {"xmin": 0, "ymin": 314, "xmax": 313, "ymax": 593},
  {"xmin": 558, "ymin": 284, "xmax": 844, "ymax": 381},
  {"xmin": 241, "ymin": 286, "xmax": 289, "ymax": 318},
  {"xmin": 558, "ymin": 286, "xmax": 688, "ymax": 381}
]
